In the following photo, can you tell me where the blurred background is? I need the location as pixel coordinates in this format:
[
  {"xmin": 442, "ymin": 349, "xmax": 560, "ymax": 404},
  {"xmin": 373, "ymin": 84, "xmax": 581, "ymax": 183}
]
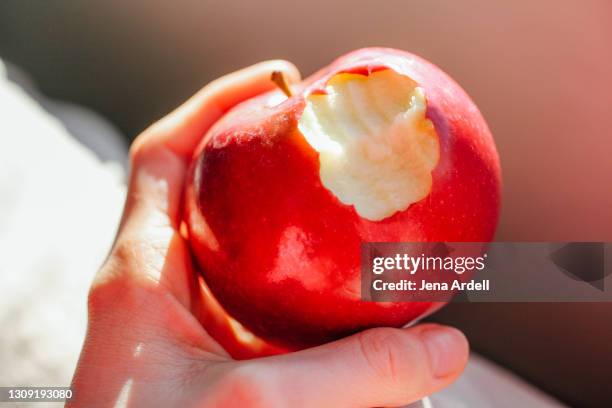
[{"xmin": 1, "ymin": 1, "xmax": 611, "ymax": 406}]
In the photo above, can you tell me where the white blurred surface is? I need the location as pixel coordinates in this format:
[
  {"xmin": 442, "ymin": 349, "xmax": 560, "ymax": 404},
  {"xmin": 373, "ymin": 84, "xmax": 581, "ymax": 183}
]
[
  {"xmin": 0, "ymin": 59, "xmax": 125, "ymax": 388},
  {"xmin": 430, "ymin": 353, "xmax": 565, "ymax": 407}
]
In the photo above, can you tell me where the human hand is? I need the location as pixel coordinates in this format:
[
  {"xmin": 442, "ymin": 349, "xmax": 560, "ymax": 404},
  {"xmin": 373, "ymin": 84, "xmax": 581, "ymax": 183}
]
[{"xmin": 68, "ymin": 61, "xmax": 469, "ymax": 408}]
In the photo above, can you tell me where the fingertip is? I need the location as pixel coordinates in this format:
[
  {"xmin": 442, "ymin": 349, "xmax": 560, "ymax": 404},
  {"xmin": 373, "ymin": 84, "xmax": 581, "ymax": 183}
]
[
  {"xmin": 255, "ymin": 60, "xmax": 302, "ymax": 84},
  {"xmin": 417, "ymin": 324, "xmax": 469, "ymax": 379},
  {"xmin": 141, "ymin": 59, "xmax": 301, "ymax": 159}
]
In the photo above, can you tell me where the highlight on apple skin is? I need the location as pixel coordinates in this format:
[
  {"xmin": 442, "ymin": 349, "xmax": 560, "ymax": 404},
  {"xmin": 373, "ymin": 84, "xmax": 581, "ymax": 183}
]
[{"xmin": 183, "ymin": 47, "xmax": 501, "ymax": 355}]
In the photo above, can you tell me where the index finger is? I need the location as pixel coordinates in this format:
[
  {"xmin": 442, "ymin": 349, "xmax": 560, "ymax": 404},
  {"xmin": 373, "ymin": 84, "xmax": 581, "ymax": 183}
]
[
  {"xmin": 132, "ymin": 60, "xmax": 301, "ymax": 160},
  {"xmin": 123, "ymin": 60, "xmax": 301, "ymax": 229}
]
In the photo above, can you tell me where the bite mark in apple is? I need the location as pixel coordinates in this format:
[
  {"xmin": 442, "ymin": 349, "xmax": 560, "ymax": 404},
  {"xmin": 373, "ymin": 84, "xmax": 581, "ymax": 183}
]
[{"xmin": 298, "ymin": 69, "xmax": 440, "ymax": 221}]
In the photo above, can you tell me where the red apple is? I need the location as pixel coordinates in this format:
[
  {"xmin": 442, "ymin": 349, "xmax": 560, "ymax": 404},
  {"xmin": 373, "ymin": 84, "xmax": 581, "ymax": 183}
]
[{"xmin": 184, "ymin": 48, "xmax": 501, "ymax": 353}]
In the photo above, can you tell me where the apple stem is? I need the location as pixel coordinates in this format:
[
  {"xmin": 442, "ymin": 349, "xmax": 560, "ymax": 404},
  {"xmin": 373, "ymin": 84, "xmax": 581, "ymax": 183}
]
[{"xmin": 271, "ymin": 71, "xmax": 293, "ymax": 97}]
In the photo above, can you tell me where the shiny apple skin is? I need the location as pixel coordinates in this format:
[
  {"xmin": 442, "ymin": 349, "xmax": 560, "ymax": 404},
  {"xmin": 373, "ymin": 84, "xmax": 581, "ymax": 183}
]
[{"xmin": 184, "ymin": 48, "xmax": 501, "ymax": 351}]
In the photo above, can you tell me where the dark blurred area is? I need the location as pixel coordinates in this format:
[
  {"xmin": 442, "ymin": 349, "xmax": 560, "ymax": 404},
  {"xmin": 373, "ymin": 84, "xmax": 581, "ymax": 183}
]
[{"xmin": 1, "ymin": 1, "xmax": 611, "ymax": 406}]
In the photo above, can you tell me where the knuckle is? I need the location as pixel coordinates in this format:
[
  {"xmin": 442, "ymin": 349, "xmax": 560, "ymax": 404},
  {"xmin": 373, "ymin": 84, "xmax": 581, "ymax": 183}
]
[
  {"xmin": 86, "ymin": 272, "xmax": 128, "ymax": 320},
  {"xmin": 87, "ymin": 240, "xmax": 154, "ymax": 318},
  {"xmin": 356, "ymin": 328, "xmax": 422, "ymax": 387},
  {"xmin": 128, "ymin": 133, "xmax": 148, "ymax": 162},
  {"xmin": 129, "ymin": 123, "xmax": 165, "ymax": 163}
]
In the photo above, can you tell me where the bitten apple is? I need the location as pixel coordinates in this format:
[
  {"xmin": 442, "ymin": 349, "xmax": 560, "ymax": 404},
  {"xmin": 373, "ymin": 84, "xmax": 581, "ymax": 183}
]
[{"xmin": 184, "ymin": 48, "xmax": 501, "ymax": 352}]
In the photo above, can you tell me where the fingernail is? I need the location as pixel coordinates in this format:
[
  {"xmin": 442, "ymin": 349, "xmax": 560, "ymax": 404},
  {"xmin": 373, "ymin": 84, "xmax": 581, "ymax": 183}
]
[{"xmin": 420, "ymin": 326, "xmax": 468, "ymax": 378}]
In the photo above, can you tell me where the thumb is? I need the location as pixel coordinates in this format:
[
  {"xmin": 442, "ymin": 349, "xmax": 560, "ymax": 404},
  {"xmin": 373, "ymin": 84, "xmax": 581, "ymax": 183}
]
[{"xmin": 253, "ymin": 324, "xmax": 468, "ymax": 407}]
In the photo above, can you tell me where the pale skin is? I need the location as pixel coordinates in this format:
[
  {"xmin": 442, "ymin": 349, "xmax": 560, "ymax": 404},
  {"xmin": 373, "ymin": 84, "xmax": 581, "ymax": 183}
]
[{"xmin": 68, "ymin": 61, "xmax": 469, "ymax": 408}]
